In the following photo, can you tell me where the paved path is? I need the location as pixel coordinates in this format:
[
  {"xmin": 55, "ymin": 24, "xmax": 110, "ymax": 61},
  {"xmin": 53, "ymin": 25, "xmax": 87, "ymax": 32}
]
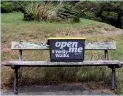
[{"xmin": 1, "ymin": 83, "xmax": 115, "ymax": 95}]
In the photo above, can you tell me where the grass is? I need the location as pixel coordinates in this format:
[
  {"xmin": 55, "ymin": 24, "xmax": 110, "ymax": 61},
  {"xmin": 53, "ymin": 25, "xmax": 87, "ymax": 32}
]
[
  {"xmin": 1, "ymin": 12, "xmax": 116, "ymax": 44},
  {"xmin": 2, "ymin": 12, "xmax": 99, "ymax": 25},
  {"xmin": 1, "ymin": 12, "xmax": 123, "ymax": 94}
]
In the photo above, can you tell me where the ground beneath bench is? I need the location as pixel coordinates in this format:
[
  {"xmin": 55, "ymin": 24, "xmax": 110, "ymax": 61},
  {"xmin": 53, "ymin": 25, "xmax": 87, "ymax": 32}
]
[{"xmin": 1, "ymin": 82, "xmax": 115, "ymax": 95}]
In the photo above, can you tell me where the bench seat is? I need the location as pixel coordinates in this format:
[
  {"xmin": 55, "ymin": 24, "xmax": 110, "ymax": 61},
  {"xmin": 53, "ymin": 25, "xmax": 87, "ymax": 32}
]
[{"xmin": 3, "ymin": 60, "xmax": 122, "ymax": 67}]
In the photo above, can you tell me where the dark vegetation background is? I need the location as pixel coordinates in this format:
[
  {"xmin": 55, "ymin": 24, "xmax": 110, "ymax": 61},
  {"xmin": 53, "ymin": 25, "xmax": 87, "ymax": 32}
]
[{"xmin": 1, "ymin": 1, "xmax": 123, "ymax": 28}]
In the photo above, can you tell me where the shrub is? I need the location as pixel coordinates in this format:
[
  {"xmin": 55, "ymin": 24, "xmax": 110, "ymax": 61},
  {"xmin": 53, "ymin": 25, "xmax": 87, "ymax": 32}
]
[
  {"xmin": 82, "ymin": 11, "xmax": 101, "ymax": 21},
  {"xmin": 35, "ymin": 3, "xmax": 51, "ymax": 21},
  {"xmin": 56, "ymin": 4, "xmax": 80, "ymax": 23},
  {"xmin": 22, "ymin": 1, "xmax": 80, "ymax": 23},
  {"xmin": 74, "ymin": 1, "xmax": 97, "ymax": 16},
  {"xmin": 75, "ymin": 1, "xmax": 123, "ymax": 28},
  {"xmin": 102, "ymin": 11, "xmax": 118, "ymax": 20},
  {"xmin": 23, "ymin": 2, "xmax": 53, "ymax": 21},
  {"xmin": 12, "ymin": 1, "xmax": 29, "ymax": 12},
  {"xmin": 91, "ymin": 2, "xmax": 123, "ymax": 28},
  {"xmin": 121, "ymin": 16, "xmax": 123, "ymax": 28},
  {"xmin": 23, "ymin": 2, "xmax": 39, "ymax": 21},
  {"xmin": 1, "ymin": 2, "xmax": 13, "ymax": 13}
]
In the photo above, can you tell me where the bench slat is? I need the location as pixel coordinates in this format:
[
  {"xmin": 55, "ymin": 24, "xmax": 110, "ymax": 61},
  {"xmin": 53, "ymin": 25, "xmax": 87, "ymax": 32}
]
[
  {"xmin": 11, "ymin": 41, "xmax": 49, "ymax": 50},
  {"xmin": 85, "ymin": 42, "xmax": 116, "ymax": 50},
  {"xmin": 3, "ymin": 60, "xmax": 121, "ymax": 67},
  {"xmin": 11, "ymin": 41, "xmax": 116, "ymax": 50}
]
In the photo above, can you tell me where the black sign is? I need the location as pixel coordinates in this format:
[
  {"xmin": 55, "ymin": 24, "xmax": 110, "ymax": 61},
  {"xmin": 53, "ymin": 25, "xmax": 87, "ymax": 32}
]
[{"xmin": 48, "ymin": 39, "xmax": 85, "ymax": 62}]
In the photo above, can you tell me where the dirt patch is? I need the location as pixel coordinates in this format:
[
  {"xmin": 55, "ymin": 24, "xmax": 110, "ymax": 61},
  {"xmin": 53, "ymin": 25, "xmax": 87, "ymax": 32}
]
[{"xmin": 1, "ymin": 83, "xmax": 115, "ymax": 95}]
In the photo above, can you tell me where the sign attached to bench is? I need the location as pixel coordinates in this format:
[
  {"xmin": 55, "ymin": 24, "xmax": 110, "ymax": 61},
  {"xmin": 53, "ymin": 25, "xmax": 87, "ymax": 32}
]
[{"xmin": 48, "ymin": 38, "xmax": 86, "ymax": 62}]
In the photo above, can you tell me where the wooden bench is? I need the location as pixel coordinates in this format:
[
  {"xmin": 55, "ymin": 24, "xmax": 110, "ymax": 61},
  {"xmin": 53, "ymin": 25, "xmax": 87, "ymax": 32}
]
[{"xmin": 3, "ymin": 41, "xmax": 123, "ymax": 94}]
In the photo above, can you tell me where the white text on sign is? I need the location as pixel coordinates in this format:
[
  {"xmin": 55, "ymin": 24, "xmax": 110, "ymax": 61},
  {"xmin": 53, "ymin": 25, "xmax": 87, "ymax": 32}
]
[{"xmin": 52, "ymin": 41, "xmax": 83, "ymax": 57}]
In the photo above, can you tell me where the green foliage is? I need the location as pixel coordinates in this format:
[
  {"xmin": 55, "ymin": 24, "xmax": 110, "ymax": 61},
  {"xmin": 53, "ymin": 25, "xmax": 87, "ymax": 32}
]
[
  {"xmin": 57, "ymin": 4, "xmax": 80, "ymax": 23},
  {"xmin": 22, "ymin": 1, "xmax": 80, "ymax": 23},
  {"xmin": 1, "ymin": 1, "xmax": 32, "ymax": 13},
  {"xmin": 73, "ymin": 1, "xmax": 123, "ymax": 28},
  {"xmin": 1, "ymin": 1, "xmax": 123, "ymax": 26},
  {"xmin": 74, "ymin": 1, "xmax": 98, "ymax": 16},
  {"xmin": 100, "ymin": 2, "xmax": 123, "ymax": 28},
  {"xmin": 82, "ymin": 11, "xmax": 101, "ymax": 21},
  {"xmin": 102, "ymin": 11, "xmax": 118, "ymax": 20},
  {"xmin": 23, "ymin": 2, "xmax": 56, "ymax": 21},
  {"xmin": 12, "ymin": 1, "xmax": 31, "ymax": 12},
  {"xmin": 23, "ymin": 2, "xmax": 39, "ymax": 21},
  {"xmin": 1, "ymin": 2, "xmax": 13, "ymax": 13},
  {"xmin": 121, "ymin": 16, "xmax": 123, "ymax": 28},
  {"xmin": 91, "ymin": 2, "xmax": 123, "ymax": 28}
]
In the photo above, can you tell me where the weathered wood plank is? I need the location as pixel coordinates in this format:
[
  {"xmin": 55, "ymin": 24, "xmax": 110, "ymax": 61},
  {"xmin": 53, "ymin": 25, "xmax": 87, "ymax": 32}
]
[
  {"xmin": 120, "ymin": 62, "xmax": 123, "ymax": 64},
  {"xmin": 3, "ymin": 60, "xmax": 121, "ymax": 67},
  {"xmin": 85, "ymin": 42, "xmax": 116, "ymax": 50},
  {"xmin": 11, "ymin": 41, "xmax": 116, "ymax": 50},
  {"xmin": 11, "ymin": 41, "xmax": 49, "ymax": 50}
]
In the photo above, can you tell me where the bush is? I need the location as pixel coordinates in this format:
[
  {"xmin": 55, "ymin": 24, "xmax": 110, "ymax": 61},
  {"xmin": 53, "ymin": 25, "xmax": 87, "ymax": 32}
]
[
  {"xmin": 22, "ymin": 1, "xmax": 80, "ymax": 23},
  {"xmin": 98, "ymin": 2, "xmax": 123, "ymax": 28},
  {"xmin": 75, "ymin": 1, "xmax": 123, "ymax": 28},
  {"xmin": 82, "ymin": 11, "xmax": 101, "ymax": 21},
  {"xmin": 12, "ymin": 1, "xmax": 28, "ymax": 12},
  {"xmin": 23, "ymin": 2, "xmax": 54, "ymax": 21},
  {"xmin": 121, "ymin": 16, "xmax": 123, "ymax": 28},
  {"xmin": 102, "ymin": 11, "xmax": 118, "ymax": 20},
  {"xmin": 23, "ymin": 2, "xmax": 39, "ymax": 21},
  {"xmin": 1, "ymin": 2, "xmax": 13, "ymax": 13},
  {"xmin": 57, "ymin": 4, "xmax": 80, "ymax": 23}
]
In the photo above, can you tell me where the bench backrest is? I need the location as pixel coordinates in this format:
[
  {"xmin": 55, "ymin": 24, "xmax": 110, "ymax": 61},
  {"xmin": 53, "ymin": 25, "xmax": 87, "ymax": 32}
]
[
  {"xmin": 11, "ymin": 41, "xmax": 116, "ymax": 61},
  {"xmin": 11, "ymin": 41, "xmax": 116, "ymax": 50}
]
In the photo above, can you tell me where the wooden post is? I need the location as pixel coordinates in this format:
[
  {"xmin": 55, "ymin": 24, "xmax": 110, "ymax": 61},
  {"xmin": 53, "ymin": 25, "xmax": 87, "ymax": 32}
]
[
  {"xmin": 14, "ymin": 66, "xmax": 18, "ymax": 94},
  {"xmin": 13, "ymin": 49, "xmax": 22, "ymax": 94},
  {"xmin": 111, "ymin": 66, "xmax": 116, "ymax": 90},
  {"xmin": 19, "ymin": 50, "xmax": 22, "ymax": 61},
  {"xmin": 104, "ymin": 49, "xmax": 116, "ymax": 90},
  {"xmin": 104, "ymin": 49, "xmax": 109, "ymax": 60},
  {"xmin": 104, "ymin": 49, "xmax": 109, "ymax": 88}
]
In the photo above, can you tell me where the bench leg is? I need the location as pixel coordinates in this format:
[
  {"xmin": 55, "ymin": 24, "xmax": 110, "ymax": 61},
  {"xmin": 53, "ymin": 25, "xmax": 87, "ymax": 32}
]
[
  {"xmin": 13, "ymin": 66, "xmax": 19, "ymax": 94},
  {"xmin": 111, "ymin": 66, "xmax": 116, "ymax": 90}
]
